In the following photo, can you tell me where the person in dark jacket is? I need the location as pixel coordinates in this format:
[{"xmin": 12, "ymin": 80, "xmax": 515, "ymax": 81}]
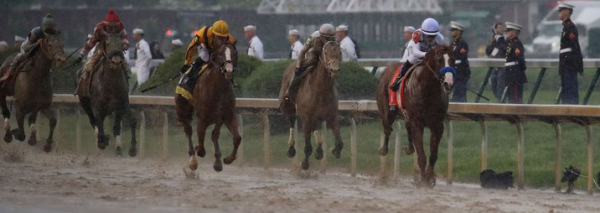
[
  {"xmin": 504, "ymin": 22, "xmax": 527, "ymax": 104},
  {"xmin": 557, "ymin": 2, "xmax": 584, "ymax": 104},
  {"xmin": 150, "ymin": 41, "xmax": 165, "ymax": 59},
  {"xmin": 486, "ymin": 22, "xmax": 508, "ymax": 102},
  {"xmin": 449, "ymin": 21, "xmax": 470, "ymax": 102}
]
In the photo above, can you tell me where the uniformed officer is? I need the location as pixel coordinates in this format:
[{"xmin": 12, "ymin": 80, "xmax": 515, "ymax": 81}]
[
  {"xmin": 288, "ymin": 29, "xmax": 303, "ymax": 59},
  {"xmin": 336, "ymin": 25, "xmax": 358, "ymax": 61},
  {"xmin": 504, "ymin": 22, "xmax": 527, "ymax": 104},
  {"xmin": 486, "ymin": 22, "xmax": 508, "ymax": 102},
  {"xmin": 244, "ymin": 25, "xmax": 264, "ymax": 60},
  {"xmin": 558, "ymin": 2, "xmax": 584, "ymax": 104},
  {"xmin": 449, "ymin": 21, "xmax": 470, "ymax": 102},
  {"xmin": 400, "ymin": 26, "xmax": 415, "ymax": 62}
]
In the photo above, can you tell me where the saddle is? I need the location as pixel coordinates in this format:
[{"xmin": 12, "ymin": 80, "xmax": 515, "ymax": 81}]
[
  {"xmin": 175, "ymin": 64, "xmax": 209, "ymax": 101},
  {"xmin": 389, "ymin": 62, "xmax": 421, "ymax": 110}
]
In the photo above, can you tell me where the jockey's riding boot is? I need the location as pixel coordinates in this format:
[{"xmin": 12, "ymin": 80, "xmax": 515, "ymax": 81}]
[
  {"xmin": 180, "ymin": 60, "xmax": 205, "ymax": 92},
  {"xmin": 284, "ymin": 67, "xmax": 305, "ymax": 101},
  {"xmin": 389, "ymin": 105, "xmax": 398, "ymax": 113},
  {"xmin": 389, "ymin": 75, "xmax": 402, "ymax": 92}
]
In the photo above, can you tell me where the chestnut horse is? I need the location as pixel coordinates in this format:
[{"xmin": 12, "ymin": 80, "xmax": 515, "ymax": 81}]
[
  {"xmin": 78, "ymin": 32, "xmax": 137, "ymax": 156},
  {"xmin": 0, "ymin": 33, "xmax": 66, "ymax": 152},
  {"xmin": 278, "ymin": 41, "xmax": 343, "ymax": 170},
  {"xmin": 176, "ymin": 42, "xmax": 240, "ymax": 172},
  {"xmin": 377, "ymin": 45, "xmax": 455, "ymax": 187}
]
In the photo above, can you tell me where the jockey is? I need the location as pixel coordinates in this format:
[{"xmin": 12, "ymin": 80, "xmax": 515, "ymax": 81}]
[
  {"xmin": 2, "ymin": 14, "xmax": 57, "ymax": 84},
  {"xmin": 178, "ymin": 20, "xmax": 235, "ymax": 93},
  {"xmin": 74, "ymin": 9, "xmax": 130, "ymax": 96},
  {"xmin": 284, "ymin": 24, "xmax": 337, "ymax": 101},
  {"xmin": 390, "ymin": 18, "xmax": 445, "ymax": 92}
]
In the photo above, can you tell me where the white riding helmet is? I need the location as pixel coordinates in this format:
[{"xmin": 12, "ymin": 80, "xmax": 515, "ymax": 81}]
[{"xmin": 421, "ymin": 18, "xmax": 440, "ymax": 35}]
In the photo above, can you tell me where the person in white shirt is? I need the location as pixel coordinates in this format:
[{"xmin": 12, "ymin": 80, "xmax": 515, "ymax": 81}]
[
  {"xmin": 86, "ymin": 34, "xmax": 97, "ymax": 60},
  {"xmin": 171, "ymin": 39, "xmax": 183, "ymax": 51},
  {"xmin": 288, "ymin": 29, "xmax": 303, "ymax": 59},
  {"xmin": 132, "ymin": 28, "xmax": 152, "ymax": 85},
  {"xmin": 335, "ymin": 25, "xmax": 357, "ymax": 62},
  {"xmin": 400, "ymin": 26, "xmax": 415, "ymax": 62},
  {"xmin": 244, "ymin": 25, "xmax": 264, "ymax": 60}
]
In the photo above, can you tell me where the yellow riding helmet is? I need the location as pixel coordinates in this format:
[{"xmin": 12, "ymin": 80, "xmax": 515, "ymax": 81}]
[{"xmin": 211, "ymin": 20, "xmax": 230, "ymax": 37}]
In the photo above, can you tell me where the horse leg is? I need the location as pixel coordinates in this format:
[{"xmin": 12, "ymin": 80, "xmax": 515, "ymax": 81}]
[
  {"xmin": 176, "ymin": 95, "xmax": 196, "ymax": 169},
  {"xmin": 113, "ymin": 112, "xmax": 123, "ymax": 156},
  {"xmin": 195, "ymin": 121, "xmax": 208, "ymax": 158},
  {"xmin": 40, "ymin": 109, "xmax": 56, "ymax": 153},
  {"xmin": 27, "ymin": 111, "xmax": 38, "ymax": 146},
  {"xmin": 285, "ymin": 114, "xmax": 296, "ymax": 158},
  {"xmin": 223, "ymin": 116, "xmax": 241, "ymax": 165},
  {"xmin": 95, "ymin": 112, "xmax": 108, "ymax": 150},
  {"xmin": 122, "ymin": 105, "xmax": 137, "ymax": 157},
  {"xmin": 11, "ymin": 107, "xmax": 25, "ymax": 142},
  {"xmin": 328, "ymin": 117, "xmax": 343, "ymax": 159},
  {"xmin": 211, "ymin": 123, "xmax": 223, "ymax": 172},
  {"xmin": 0, "ymin": 96, "xmax": 12, "ymax": 143},
  {"xmin": 80, "ymin": 97, "xmax": 97, "ymax": 129},
  {"xmin": 411, "ymin": 123, "xmax": 427, "ymax": 187},
  {"xmin": 426, "ymin": 123, "xmax": 444, "ymax": 188},
  {"xmin": 403, "ymin": 121, "xmax": 415, "ymax": 155},
  {"xmin": 301, "ymin": 120, "xmax": 313, "ymax": 170},
  {"xmin": 379, "ymin": 118, "xmax": 393, "ymax": 156}
]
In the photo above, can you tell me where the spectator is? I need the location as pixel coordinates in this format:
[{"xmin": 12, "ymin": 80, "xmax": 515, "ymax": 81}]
[
  {"xmin": 336, "ymin": 25, "xmax": 358, "ymax": 61},
  {"xmin": 244, "ymin": 25, "xmax": 264, "ymax": 60},
  {"xmin": 400, "ymin": 26, "xmax": 415, "ymax": 62},
  {"xmin": 132, "ymin": 28, "xmax": 152, "ymax": 85},
  {"xmin": 14, "ymin": 36, "xmax": 25, "ymax": 49},
  {"xmin": 288, "ymin": 29, "xmax": 303, "ymax": 59},
  {"xmin": 504, "ymin": 22, "xmax": 527, "ymax": 104},
  {"xmin": 150, "ymin": 41, "xmax": 164, "ymax": 59},
  {"xmin": 486, "ymin": 22, "xmax": 508, "ymax": 102},
  {"xmin": 0, "ymin": 41, "xmax": 8, "ymax": 53},
  {"xmin": 171, "ymin": 39, "xmax": 183, "ymax": 51}
]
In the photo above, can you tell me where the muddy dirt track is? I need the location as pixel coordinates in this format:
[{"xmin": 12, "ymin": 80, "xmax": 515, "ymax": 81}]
[{"xmin": 1, "ymin": 147, "xmax": 600, "ymax": 213}]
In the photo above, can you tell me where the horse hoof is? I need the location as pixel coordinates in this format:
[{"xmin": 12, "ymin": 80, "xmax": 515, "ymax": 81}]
[
  {"xmin": 379, "ymin": 147, "xmax": 389, "ymax": 156},
  {"xmin": 195, "ymin": 146, "xmax": 206, "ymax": 158},
  {"xmin": 331, "ymin": 148, "xmax": 341, "ymax": 159},
  {"xmin": 188, "ymin": 149, "xmax": 195, "ymax": 156},
  {"xmin": 4, "ymin": 131, "xmax": 12, "ymax": 143},
  {"xmin": 129, "ymin": 147, "xmax": 137, "ymax": 157},
  {"xmin": 189, "ymin": 157, "xmax": 198, "ymax": 171},
  {"xmin": 223, "ymin": 156, "xmax": 235, "ymax": 165},
  {"xmin": 28, "ymin": 135, "xmax": 37, "ymax": 146},
  {"xmin": 301, "ymin": 160, "xmax": 310, "ymax": 170},
  {"xmin": 287, "ymin": 146, "xmax": 296, "ymax": 158},
  {"xmin": 402, "ymin": 145, "xmax": 414, "ymax": 155},
  {"xmin": 98, "ymin": 141, "xmax": 107, "ymax": 150},
  {"xmin": 43, "ymin": 144, "xmax": 52, "ymax": 153},
  {"xmin": 116, "ymin": 146, "xmax": 123, "ymax": 156},
  {"xmin": 213, "ymin": 163, "xmax": 223, "ymax": 172},
  {"xmin": 12, "ymin": 129, "xmax": 25, "ymax": 142},
  {"xmin": 315, "ymin": 147, "xmax": 323, "ymax": 160}
]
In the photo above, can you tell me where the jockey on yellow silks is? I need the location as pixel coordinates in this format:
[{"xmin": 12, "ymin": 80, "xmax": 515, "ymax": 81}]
[
  {"xmin": 177, "ymin": 20, "xmax": 235, "ymax": 98},
  {"xmin": 389, "ymin": 18, "xmax": 456, "ymax": 113}
]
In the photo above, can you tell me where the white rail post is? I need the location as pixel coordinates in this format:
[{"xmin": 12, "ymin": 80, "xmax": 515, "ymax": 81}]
[
  {"xmin": 553, "ymin": 122, "xmax": 562, "ymax": 192},
  {"xmin": 393, "ymin": 121, "xmax": 402, "ymax": 180},
  {"xmin": 585, "ymin": 124, "xmax": 594, "ymax": 195},
  {"xmin": 261, "ymin": 112, "xmax": 270, "ymax": 170},
  {"xmin": 516, "ymin": 121, "xmax": 525, "ymax": 190},
  {"xmin": 162, "ymin": 111, "xmax": 168, "ymax": 160},
  {"xmin": 350, "ymin": 117, "xmax": 357, "ymax": 177},
  {"xmin": 139, "ymin": 111, "xmax": 145, "ymax": 158},
  {"xmin": 446, "ymin": 120, "xmax": 454, "ymax": 185},
  {"xmin": 237, "ymin": 114, "xmax": 244, "ymax": 164},
  {"xmin": 480, "ymin": 119, "xmax": 488, "ymax": 171}
]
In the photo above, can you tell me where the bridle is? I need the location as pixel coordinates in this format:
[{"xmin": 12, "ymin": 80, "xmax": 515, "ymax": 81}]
[
  {"xmin": 101, "ymin": 31, "xmax": 125, "ymax": 64},
  {"xmin": 39, "ymin": 35, "xmax": 63, "ymax": 62},
  {"xmin": 210, "ymin": 44, "xmax": 237, "ymax": 75},
  {"xmin": 320, "ymin": 41, "xmax": 340, "ymax": 75}
]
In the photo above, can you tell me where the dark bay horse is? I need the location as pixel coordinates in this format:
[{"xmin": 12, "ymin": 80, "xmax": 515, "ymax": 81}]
[
  {"xmin": 176, "ymin": 42, "xmax": 240, "ymax": 172},
  {"xmin": 0, "ymin": 33, "xmax": 66, "ymax": 152},
  {"xmin": 377, "ymin": 46, "xmax": 455, "ymax": 187},
  {"xmin": 278, "ymin": 41, "xmax": 343, "ymax": 170},
  {"xmin": 78, "ymin": 32, "xmax": 137, "ymax": 156}
]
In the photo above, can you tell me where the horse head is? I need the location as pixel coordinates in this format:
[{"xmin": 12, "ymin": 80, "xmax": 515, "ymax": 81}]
[
  {"xmin": 320, "ymin": 41, "xmax": 342, "ymax": 78},
  {"xmin": 41, "ymin": 32, "xmax": 67, "ymax": 68},
  {"xmin": 102, "ymin": 31, "xmax": 125, "ymax": 67},
  {"xmin": 213, "ymin": 42, "xmax": 238, "ymax": 80},
  {"xmin": 425, "ymin": 45, "xmax": 456, "ymax": 90}
]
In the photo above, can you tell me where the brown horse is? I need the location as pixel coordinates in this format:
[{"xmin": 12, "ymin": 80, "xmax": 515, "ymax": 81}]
[
  {"xmin": 78, "ymin": 32, "xmax": 137, "ymax": 156},
  {"xmin": 0, "ymin": 33, "xmax": 66, "ymax": 152},
  {"xmin": 278, "ymin": 41, "xmax": 343, "ymax": 170},
  {"xmin": 176, "ymin": 42, "xmax": 240, "ymax": 172},
  {"xmin": 377, "ymin": 45, "xmax": 455, "ymax": 187}
]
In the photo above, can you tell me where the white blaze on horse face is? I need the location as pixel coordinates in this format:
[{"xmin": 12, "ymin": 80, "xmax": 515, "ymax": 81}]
[
  {"xmin": 443, "ymin": 54, "xmax": 450, "ymax": 67},
  {"xmin": 224, "ymin": 47, "xmax": 234, "ymax": 73},
  {"xmin": 444, "ymin": 72, "xmax": 454, "ymax": 87}
]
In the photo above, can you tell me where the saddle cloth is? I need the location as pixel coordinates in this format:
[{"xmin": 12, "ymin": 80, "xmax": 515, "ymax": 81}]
[{"xmin": 175, "ymin": 64, "xmax": 208, "ymax": 101}]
